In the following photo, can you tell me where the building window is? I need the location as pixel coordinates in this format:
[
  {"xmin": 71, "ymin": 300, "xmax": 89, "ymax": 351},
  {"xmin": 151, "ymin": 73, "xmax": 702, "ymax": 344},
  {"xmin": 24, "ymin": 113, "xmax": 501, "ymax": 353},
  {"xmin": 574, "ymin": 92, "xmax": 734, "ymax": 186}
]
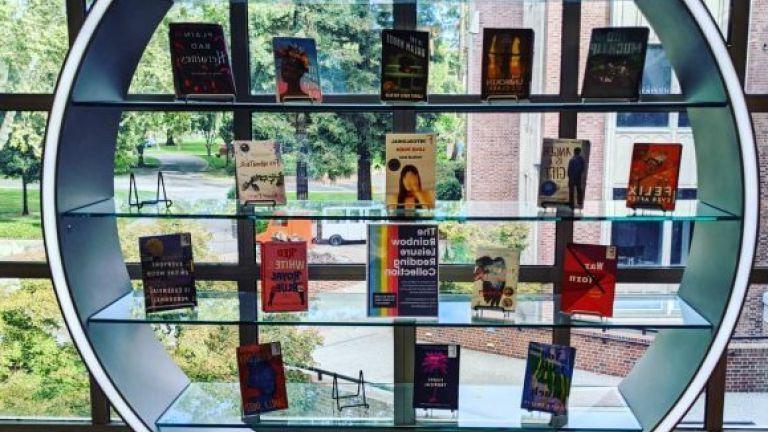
[{"xmin": 616, "ymin": 44, "xmax": 672, "ymax": 127}]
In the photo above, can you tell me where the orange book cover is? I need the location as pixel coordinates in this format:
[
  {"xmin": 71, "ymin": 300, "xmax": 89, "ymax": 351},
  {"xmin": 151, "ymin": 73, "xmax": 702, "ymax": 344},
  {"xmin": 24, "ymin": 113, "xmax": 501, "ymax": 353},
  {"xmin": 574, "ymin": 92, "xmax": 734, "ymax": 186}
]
[{"xmin": 626, "ymin": 143, "xmax": 683, "ymax": 211}]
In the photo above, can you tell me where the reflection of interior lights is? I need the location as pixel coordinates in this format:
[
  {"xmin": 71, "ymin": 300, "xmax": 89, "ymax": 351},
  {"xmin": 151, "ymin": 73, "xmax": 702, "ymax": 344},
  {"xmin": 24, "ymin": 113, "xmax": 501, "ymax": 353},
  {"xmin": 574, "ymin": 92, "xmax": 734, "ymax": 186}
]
[{"xmin": 42, "ymin": 1, "xmax": 149, "ymax": 431}]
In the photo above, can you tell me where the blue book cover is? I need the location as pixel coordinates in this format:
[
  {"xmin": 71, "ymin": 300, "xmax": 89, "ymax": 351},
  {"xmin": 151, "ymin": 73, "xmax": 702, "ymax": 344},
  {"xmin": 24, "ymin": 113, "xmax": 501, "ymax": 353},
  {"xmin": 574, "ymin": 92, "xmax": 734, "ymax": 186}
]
[
  {"xmin": 521, "ymin": 341, "xmax": 576, "ymax": 415},
  {"xmin": 413, "ymin": 344, "xmax": 460, "ymax": 410},
  {"xmin": 139, "ymin": 233, "xmax": 196, "ymax": 313}
]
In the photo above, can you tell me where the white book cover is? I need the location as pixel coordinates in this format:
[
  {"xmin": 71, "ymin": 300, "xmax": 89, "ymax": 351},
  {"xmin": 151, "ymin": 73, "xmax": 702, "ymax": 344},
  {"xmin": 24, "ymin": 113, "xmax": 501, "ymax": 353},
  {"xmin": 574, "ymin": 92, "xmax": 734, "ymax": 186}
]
[{"xmin": 234, "ymin": 140, "xmax": 286, "ymax": 205}]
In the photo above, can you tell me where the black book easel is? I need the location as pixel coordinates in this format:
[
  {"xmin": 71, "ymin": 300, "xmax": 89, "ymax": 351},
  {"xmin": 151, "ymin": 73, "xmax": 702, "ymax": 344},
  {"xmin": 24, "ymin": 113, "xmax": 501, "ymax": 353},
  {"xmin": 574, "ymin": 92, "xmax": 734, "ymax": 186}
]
[
  {"xmin": 331, "ymin": 370, "xmax": 369, "ymax": 411},
  {"xmin": 128, "ymin": 172, "xmax": 172, "ymax": 209}
]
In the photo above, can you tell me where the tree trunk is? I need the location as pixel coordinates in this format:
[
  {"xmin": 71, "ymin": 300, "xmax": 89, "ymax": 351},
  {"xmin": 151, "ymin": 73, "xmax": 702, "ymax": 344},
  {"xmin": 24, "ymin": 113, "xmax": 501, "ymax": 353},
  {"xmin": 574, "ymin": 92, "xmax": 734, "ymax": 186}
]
[
  {"xmin": 357, "ymin": 144, "xmax": 372, "ymax": 200},
  {"xmin": 21, "ymin": 176, "xmax": 29, "ymax": 216},
  {"xmin": 166, "ymin": 129, "xmax": 175, "ymax": 146}
]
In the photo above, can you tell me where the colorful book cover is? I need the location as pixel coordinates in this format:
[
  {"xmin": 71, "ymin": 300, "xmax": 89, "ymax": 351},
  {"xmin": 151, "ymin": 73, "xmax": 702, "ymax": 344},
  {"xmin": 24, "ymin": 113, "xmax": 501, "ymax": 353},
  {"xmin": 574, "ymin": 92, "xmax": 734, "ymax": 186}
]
[
  {"xmin": 471, "ymin": 247, "xmax": 520, "ymax": 311},
  {"xmin": 237, "ymin": 342, "xmax": 289, "ymax": 416},
  {"xmin": 581, "ymin": 27, "xmax": 649, "ymax": 100},
  {"xmin": 260, "ymin": 241, "xmax": 309, "ymax": 312},
  {"xmin": 481, "ymin": 28, "xmax": 534, "ymax": 100},
  {"xmin": 414, "ymin": 344, "xmax": 460, "ymax": 410},
  {"xmin": 538, "ymin": 139, "xmax": 591, "ymax": 209},
  {"xmin": 626, "ymin": 143, "xmax": 683, "ymax": 211},
  {"xmin": 562, "ymin": 243, "xmax": 617, "ymax": 318},
  {"xmin": 521, "ymin": 341, "xmax": 576, "ymax": 416},
  {"xmin": 234, "ymin": 140, "xmax": 286, "ymax": 205},
  {"xmin": 139, "ymin": 233, "xmax": 196, "ymax": 313},
  {"xmin": 169, "ymin": 23, "xmax": 235, "ymax": 99},
  {"xmin": 272, "ymin": 37, "xmax": 323, "ymax": 103},
  {"xmin": 367, "ymin": 224, "xmax": 439, "ymax": 317},
  {"xmin": 385, "ymin": 133, "xmax": 436, "ymax": 210},
  {"xmin": 380, "ymin": 30, "xmax": 430, "ymax": 102}
]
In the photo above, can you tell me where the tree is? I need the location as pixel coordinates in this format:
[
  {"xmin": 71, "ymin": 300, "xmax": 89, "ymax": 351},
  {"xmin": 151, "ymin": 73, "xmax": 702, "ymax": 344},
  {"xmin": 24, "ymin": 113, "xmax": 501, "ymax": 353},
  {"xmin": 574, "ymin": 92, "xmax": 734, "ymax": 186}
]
[
  {"xmin": 219, "ymin": 114, "xmax": 235, "ymax": 165},
  {"xmin": 0, "ymin": 112, "xmax": 44, "ymax": 215},
  {"xmin": 195, "ymin": 113, "xmax": 220, "ymax": 157}
]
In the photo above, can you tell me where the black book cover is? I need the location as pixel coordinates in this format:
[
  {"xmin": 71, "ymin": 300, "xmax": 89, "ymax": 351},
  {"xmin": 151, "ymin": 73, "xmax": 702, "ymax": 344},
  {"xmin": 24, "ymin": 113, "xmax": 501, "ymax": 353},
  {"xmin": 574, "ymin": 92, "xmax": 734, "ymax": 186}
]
[
  {"xmin": 413, "ymin": 344, "xmax": 460, "ymax": 410},
  {"xmin": 481, "ymin": 29, "xmax": 534, "ymax": 100},
  {"xmin": 139, "ymin": 233, "xmax": 196, "ymax": 313},
  {"xmin": 581, "ymin": 27, "xmax": 649, "ymax": 100},
  {"xmin": 380, "ymin": 30, "xmax": 429, "ymax": 102},
  {"xmin": 169, "ymin": 23, "xmax": 236, "ymax": 98}
]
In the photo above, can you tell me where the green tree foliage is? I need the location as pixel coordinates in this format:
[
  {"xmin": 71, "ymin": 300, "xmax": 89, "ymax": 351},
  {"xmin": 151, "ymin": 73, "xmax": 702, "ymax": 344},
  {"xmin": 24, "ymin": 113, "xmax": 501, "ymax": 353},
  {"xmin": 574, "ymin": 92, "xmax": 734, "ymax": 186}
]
[{"xmin": 0, "ymin": 112, "xmax": 44, "ymax": 215}]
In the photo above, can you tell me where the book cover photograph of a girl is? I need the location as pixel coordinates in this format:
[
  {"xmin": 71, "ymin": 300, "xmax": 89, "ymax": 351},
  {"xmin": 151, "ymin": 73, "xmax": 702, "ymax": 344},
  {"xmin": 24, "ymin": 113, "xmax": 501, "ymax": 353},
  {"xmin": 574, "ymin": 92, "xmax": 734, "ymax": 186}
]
[{"xmin": 385, "ymin": 133, "xmax": 436, "ymax": 210}]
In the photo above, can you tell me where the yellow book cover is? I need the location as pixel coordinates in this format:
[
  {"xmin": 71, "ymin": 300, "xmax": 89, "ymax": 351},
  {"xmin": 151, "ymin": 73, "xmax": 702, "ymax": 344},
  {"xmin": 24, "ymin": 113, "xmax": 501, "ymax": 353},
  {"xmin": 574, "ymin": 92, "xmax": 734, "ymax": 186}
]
[{"xmin": 385, "ymin": 133, "xmax": 436, "ymax": 209}]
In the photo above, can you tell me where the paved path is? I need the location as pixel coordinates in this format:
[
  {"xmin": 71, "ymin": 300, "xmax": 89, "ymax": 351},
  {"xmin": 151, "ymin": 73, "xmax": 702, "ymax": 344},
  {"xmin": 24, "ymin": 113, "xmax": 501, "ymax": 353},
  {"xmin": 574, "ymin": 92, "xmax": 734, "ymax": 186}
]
[{"xmin": 146, "ymin": 152, "xmax": 209, "ymax": 173}]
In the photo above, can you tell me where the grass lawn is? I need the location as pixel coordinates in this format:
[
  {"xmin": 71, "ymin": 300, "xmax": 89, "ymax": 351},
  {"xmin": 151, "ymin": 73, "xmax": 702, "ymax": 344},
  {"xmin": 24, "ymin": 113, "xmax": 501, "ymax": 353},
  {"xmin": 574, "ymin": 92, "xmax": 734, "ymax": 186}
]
[{"xmin": 0, "ymin": 187, "xmax": 42, "ymax": 240}]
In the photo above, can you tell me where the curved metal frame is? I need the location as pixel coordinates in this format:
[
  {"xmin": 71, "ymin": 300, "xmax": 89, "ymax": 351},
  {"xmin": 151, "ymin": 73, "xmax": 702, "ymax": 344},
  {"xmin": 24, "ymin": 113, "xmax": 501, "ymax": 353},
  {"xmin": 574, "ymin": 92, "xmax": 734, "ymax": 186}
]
[{"xmin": 41, "ymin": 0, "xmax": 757, "ymax": 431}]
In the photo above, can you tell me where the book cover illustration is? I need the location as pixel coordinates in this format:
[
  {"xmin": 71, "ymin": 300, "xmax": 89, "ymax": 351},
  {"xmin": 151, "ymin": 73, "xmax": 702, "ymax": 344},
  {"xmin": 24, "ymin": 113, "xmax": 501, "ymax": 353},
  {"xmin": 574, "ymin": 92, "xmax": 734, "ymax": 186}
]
[
  {"xmin": 139, "ymin": 233, "xmax": 196, "ymax": 313},
  {"xmin": 237, "ymin": 342, "xmax": 289, "ymax": 416},
  {"xmin": 538, "ymin": 139, "xmax": 591, "ymax": 209},
  {"xmin": 626, "ymin": 143, "xmax": 683, "ymax": 211},
  {"xmin": 414, "ymin": 344, "xmax": 460, "ymax": 410},
  {"xmin": 169, "ymin": 23, "xmax": 235, "ymax": 99},
  {"xmin": 481, "ymin": 28, "xmax": 534, "ymax": 100},
  {"xmin": 562, "ymin": 243, "xmax": 617, "ymax": 318},
  {"xmin": 367, "ymin": 224, "xmax": 439, "ymax": 317},
  {"xmin": 380, "ymin": 30, "xmax": 430, "ymax": 102},
  {"xmin": 385, "ymin": 133, "xmax": 436, "ymax": 210},
  {"xmin": 521, "ymin": 341, "xmax": 576, "ymax": 416},
  {"xmin": 273, "ymin": 37, "xmax": 323, "ymax": 103},
  {"xmin": 234, "ymin": 140, "xmax": 286, "ymax": 205},
  {"xmin": 582, "ymin": 27, "xmax": 649, "ymax": 100},
  {"xmin": 260, "ymin": 241, "xmax": 309, "ymax": 312},
  {"xmin": 471, "ymin": 247, "xmax": 520, "ymax": 312}
]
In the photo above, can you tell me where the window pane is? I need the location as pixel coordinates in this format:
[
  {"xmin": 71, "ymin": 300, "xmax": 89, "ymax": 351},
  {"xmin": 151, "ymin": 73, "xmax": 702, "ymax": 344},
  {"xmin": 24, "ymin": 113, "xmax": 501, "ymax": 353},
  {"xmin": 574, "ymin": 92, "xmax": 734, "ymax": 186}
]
[
  {"xmin": 746, "ymin": 0, "xmax": 768, "ymax": 93},
  {"xmin": 0, "ymin": 279, "xmax": 90, "ymax": 419},
  {"xmin": 0, "ymin": 1, "xmax": 68, "ymax": 93},
  {"xmin": 248, "ymin": 0, "xmax": 393, "ymax": 95},
  {"xmin": 0, "ymin": 111, "xmax": 46, "ymax": 262}
]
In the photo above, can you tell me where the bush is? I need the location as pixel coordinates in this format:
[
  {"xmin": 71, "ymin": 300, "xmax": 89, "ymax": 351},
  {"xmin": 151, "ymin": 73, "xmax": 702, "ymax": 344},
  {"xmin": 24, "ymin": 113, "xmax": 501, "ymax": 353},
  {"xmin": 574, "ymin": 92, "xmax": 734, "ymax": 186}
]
[{"xmin": 436, "ymin": 176, "xmax": 463, "ymax": 201}]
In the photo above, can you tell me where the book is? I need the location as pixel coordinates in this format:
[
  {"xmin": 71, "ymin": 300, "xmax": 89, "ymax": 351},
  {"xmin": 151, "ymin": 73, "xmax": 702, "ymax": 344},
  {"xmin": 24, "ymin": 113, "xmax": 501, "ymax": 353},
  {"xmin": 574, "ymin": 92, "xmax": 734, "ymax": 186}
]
[
  {"xmin": 471, "ymin": 247, "xmax": 520, "ymax": 311},
  {"xmin": 414, "ymin": 344, "xmax": 460, "ymax": 410},
  {"xmin": 562, "ymin": 243, "xmax": 617, "ymax": 317},
  {"xmin": 234, "ymin": 140, "xmax": 286, "ymax": 205},
  {"xmin": 367, "ymin": 224, "xmax": 439, "ymax": 317},
  {"xmin": 260, "ymin": 241, "xmax": 309, "ymax": 312},
  {"xmin": 139, "ymin": 233, "xmax": 196, "ymax": 313},
  {"xmin": 538, "ymin": 138, "xmax": 591, "ymax": 209},
  {"xmin": 581, "ymin": 27, "xmax": 649, "ymax": 100},
  {"xmin": 272, "ymin": 37, "xmax": 323, "ymax": 103},
  {"xmin": 626, "ymin": 143, "xmax": 683, "ymax": 211},
  {"xmin": 169, "ymin": 23, "xmax": 235, "ymax": 99},
  {"xmin": 380, "ymin": 30, "xmax": 430, "ymax": 102},
  {"xmin": 521, "ymin": 341, "xmax": 576, "ymax": 416},
  {"xmin": 237, "ymin": 342, "xmax": 289, "ymax": 416},
  {"xmin": 385, "ymin": 133, "xmax": 436, "ymax": 209},
  {"xmin": 481, "ymin": 29, "xmax": 534, "ymax": 100}
]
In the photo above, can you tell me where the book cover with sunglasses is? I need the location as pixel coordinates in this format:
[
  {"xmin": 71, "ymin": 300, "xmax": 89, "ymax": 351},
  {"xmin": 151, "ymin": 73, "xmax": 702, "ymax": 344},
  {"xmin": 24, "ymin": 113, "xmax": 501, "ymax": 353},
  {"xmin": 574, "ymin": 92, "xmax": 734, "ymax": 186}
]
[
  {"xmin": 260, "ymin": 240, "xmax": 308, "ymax": 312},
  {"xmin": 169, "ymin": 23, "xmax": 236, "ymax": 99},
  {"xmin": 273, "ymin": 37, "xmax": 323, "ymax": 103},
  {"xmin": 234, "ymin": 140, "xmax": 286, "ymax": 205},
  {"xmin": 562, "ymin": 243, "xmax": 617, "ymax": 317}
]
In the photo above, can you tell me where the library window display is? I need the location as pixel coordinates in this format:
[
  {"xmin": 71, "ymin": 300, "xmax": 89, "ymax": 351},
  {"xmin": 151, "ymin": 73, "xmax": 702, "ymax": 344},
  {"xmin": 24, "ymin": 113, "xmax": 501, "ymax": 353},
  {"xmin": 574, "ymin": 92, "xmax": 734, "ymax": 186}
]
[{"xmin": 1, "ymin": 0, "xmax": 768, "ymax": 431}]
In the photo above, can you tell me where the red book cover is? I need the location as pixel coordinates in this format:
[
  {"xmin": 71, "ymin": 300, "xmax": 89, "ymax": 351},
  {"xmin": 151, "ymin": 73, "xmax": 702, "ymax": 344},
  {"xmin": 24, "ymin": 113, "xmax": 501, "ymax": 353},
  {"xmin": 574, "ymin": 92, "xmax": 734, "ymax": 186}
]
[
  {"xmin": 169, "ymin": 23, "xmax": 236, "ymax": 98},
  {"xmin": 260, "ymin": 241, "xmax": 309, "ymax": 312},
  {"xmin": 237, "ymin": 342, "xmax": 288, "ymax": 416},
  {"xmin": 562, "ymin": 243, "xmax": 617, "ymax": 317},
  {"xmin": 626, "ymin": 143, "xmax": 683, "ymax": 211}
]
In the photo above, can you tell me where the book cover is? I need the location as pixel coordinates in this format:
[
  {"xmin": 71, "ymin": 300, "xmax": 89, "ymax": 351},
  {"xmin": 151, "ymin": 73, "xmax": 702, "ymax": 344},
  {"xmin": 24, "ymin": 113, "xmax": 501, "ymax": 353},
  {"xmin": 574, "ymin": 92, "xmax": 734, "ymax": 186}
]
[
  {"xmin": 237, "ymin": 342, "xmax": 289, "ymax": 416},
  {"xmin": 234, "ymin": 140, "xmax": 286, "ymax": 205},
  {"xmin": 414, "ymin": 344, "xmax": 460, "ymax": 410},
  {"xmin": 385, "ymin": 133, "xmax": 436, "ymax": 209},
  {"xmin": 380, "ymin": 30, "xmax": 430, "ymax": 102},
  {"xmin": 581, "ymin": 27, "xmax": 649, "ymax": 99},
  {"xmin": 626, "ymin": 143, "xmax": 683, "ymax": 211},
  {"xmin": 139, "ymin": 233, "xmax": 196, "ymax": 313},
  {"xmin": 562, "ymin": 243, "xmax": 617, "ymax": 317},
  {"xmin": 260, "ymin": 241, "xmax": 309, "ymax": 312},
  {"xmin": 272, "ymin": 37, "xmax": 323, "ymax": 103},
  {"xmin": 521, "ymin": 341, "xmax": 576, "ymax": 416},
  {"xmin": 367, "ymin": 224, "xmax": 439, "ymax": 317},
  {"xmin": 481, "ymin": 29, "xmax": 534, "ymax": 100},
  {"xmin": 471, "ymin": 247, "xmax": 520, "ymax": 311},
  {"xmin": 169, "ymin": 23, "xmax": 235, "ymax": 99},
  {"xmin": 538, "ymin": 139, "xmax": 591, "ymax": 209}
]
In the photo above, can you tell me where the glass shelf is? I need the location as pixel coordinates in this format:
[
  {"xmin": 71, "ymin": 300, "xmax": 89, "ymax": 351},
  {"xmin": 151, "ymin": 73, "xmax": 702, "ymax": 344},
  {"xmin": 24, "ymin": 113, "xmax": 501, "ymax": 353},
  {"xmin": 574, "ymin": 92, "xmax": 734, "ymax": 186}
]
[
  {"xmin": 156, "ymin": 382, "xmax": 641, "ymax": 431},
  {"xmin": 88, "ymin": 291, "xmax": 711, "ymax": 330},
  {"xmin": 63, "ymin": 198, "xmax": 739, "ymax": 222},
  {"xmin": 71, "ymin": 94, "xmax": 726, "ymax": 113}
]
